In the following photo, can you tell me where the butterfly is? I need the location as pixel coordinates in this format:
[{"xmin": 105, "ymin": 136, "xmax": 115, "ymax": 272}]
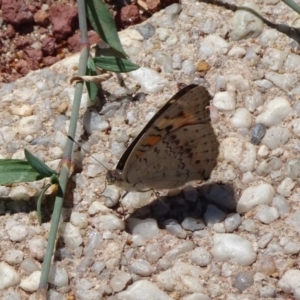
[{"xmin": 106, "ymin": 84, "xmax": 219, "ymax": 191}]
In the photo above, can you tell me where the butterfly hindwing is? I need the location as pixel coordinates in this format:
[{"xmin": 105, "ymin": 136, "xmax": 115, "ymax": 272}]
[{"xmin": 114, "ymin": 84, "xmax": 219, "ymax": 190}]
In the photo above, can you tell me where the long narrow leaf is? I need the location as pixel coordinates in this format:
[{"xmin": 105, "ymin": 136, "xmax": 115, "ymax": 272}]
[
  {"xmin": 86, "ymin": 57, "xmax": 99, "ymax": 101},
  {"xmin": 37, "ymin": 183, "xmax": 52, "ymax": 225},
  {"xmin": 93, "ymin": 56, "xmax": 140, "ymax": 73},
  {"xmin": 25, "ymin": 149, "xmax": 57, "ymax": 177},
  {"xmin": 0, "ymin": 159, "xmax": 43, "ymax": 185},
  {"xmin": 86, "ymin": 0, "xmax": 126, "ymax": 58}
]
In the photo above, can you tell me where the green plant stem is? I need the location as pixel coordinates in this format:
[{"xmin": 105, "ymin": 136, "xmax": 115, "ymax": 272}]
[
  {"xmin": 282, "ymin": 0, "xmax": 300, "ymax": 14},
  {"xmin": 38, "ymin": 0, "xmax": 90, "ymax": 296}
]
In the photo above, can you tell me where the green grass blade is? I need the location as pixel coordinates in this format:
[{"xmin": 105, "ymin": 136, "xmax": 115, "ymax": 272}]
[
  {"xmin": 25, "ymin": 149, "xmax": 57, "ymax": 177},
  {"xmin": 37, "ymin": 183, "xmax": 52, "ymax": 225},
  {"xmin": 86, "ymin": 57, "xmax": 99, "ymax": 101},
  {"xmin": 281, "ymin": 0, "xmax": 300, "ymax": 14},
  {"xmin": 86, "ymin": 0, "xmax": 126, "ymax": 58},
  {"xmin": 93, "ymin": 56, "xmax": 140, "ymax": 73},
  {"xmin": 0, "ymin": 159, "xmax": 44, "ymax": 185}
]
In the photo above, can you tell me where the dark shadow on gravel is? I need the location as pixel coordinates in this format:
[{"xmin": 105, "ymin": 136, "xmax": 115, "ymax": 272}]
[
  {"xmin": 200, "ymin": 0, "xmax": 300, "ymax": 44},
  {"xmin": 126, "ymin": 182, "xmax": 237, "ymax": 230}
]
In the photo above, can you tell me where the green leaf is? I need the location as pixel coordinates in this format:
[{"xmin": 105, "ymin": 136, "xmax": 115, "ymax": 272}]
[
  {"xmin": 86, "ymin": 0, "xmax": 126, "ymax": 58},
  {"xmin": 0, "ymin": 159, "xmax": 43, "ymax": 185},
  {"xmin": 86, "ymin": 58, "xmax": 99, "ymax": 101},
  {"xmin": 37, "ymin": 183, "xmax": 52, "ymax": 225},
  {"xmin": 25, "ymin": 149, "xmax": 57, "ymax": 177},
  {"xmin": 93, "ymin": 56, "xmax": 140, "ymax": 73}
]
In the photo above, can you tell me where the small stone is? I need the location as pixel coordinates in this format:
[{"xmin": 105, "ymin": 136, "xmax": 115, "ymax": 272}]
[
  {"xmin": 18, "ymin": 116, "xmax": 42, "ymax": 136},
  {"xmin": 28, "ymin": 237, "xmax": 47, "ymax": 261},
  {"xmin": 257, "ymin": 233, "xmax": 274, "ymax": 249},
  {"xmin": 109, "ymin": 271, "xmax": 131, "ymax": 292},
  {"xmin": 145, "ymin": 243, "xmax": 164, "ymax": 262},
  {"xmin": 278, "ymin": 269, "xmax": 300, "ymax": 299},
  {"xmin": 91, "ymin": 214, "xmax": 125, "ymax": 231},
  {"xmin": 261, "ymin": 127, "xmax": 292, "ymax": 150},
  {"xmin": 211, "ymin": 234, "xmax": 256, "ymax": 265},
  {"xmin": 10, "ymin": 104, "xmax": 33, "ymax": 116},
  {"xmin": 48, "ymin": 263, "xmax": 69, "ymax": 287},
  {"xmin": 272, "ymin": 195, "xmax": 290, "ymax": 217},
  {"xmin": 237, "ymin": 183, "xmax": 275, "ymax": 214},
  {"xmin": 244, "ymin": 91, "xmax": 263, "ymax": 112},
  {"xmin": 261, "ymin": 48, "xmax": 287, "ymax": 71},
  {"xmin": 212, "ymin": 91, "xmax": 236, "ymax": 111},
  {"xmin": 59, "ymin": 223, "xmax": 83, "ymax": 249},
  {"xmin": 255, "ymin": 97, "xmax": 292, "ymax": 127},
  {"xmin": 190, "ymin": 247, "xmax": 212, "ymax": 267},
  {"xmin": 231, "ymin": 108, "xmax": 252, "ymax": 128},
  {"xmin": 277, "ymin": 177, "xmax": 296, "ymax": 197},
  {"xmin": 70, "ymin": 211, "xmax": 88, "ymax": 229},
  {"xmin": 220, "ymin": 137, "xmax": 256, "ymax": 172},
  {"xmin": 203, "ymin": 205, "xmax": 226, "ymax": 227},
  {"xmin": 255, "ymin": 205, "xmax": 279, "ymax": 224},
  {"xmin": 234, "ymin": 272, "xmax": 254, "ymax": 292},
  {"xmin": 164, "ymin": 219, "xmax": 187, "ymax": 239},
  {"xmin": 199, "ymin": 34, "xmax": 229, "ymax": 59},
  {"xmin": 284, "ymin": 241, "xmax": 300, "ymax": 255},
  {"xmin": 0, "ymin": 262, "xmax": 20, "ymax": 290},
  {"xmin": 8, "ymin": 186, "xmax": 31, "ymax": 201},
  {"xmin": 181, "ymin": 217, "xmax": 205, "ymax": 231},
  {"xmin": 20, "ymin": 271, "xmax": 41, "ymax": 292},
  {"xmin": 250, "ymin": 123, "xmax": 266, "ymax": 145},
  {"xmin": 224, "ymin": 213, "xmax": 242, "ymax": 232},
  {"xmin": 265, "ymin": 72, "xmax": 297, "ymax": 92},
  {"xmin": 285, "ymin": 158, "xmax": 300, "ymax": 182},
  {"xmin": 129, "ymin": 259, "xmax": 154, "ymax": 277},
  {"xmin": 197, "ymin": 60, "xmax": 210, "ymax": 72},
  {"xmin": 101, "ymin": 186, "xmax": 120, "ymax": 207},
  {"xmin": 4, "ymin": 250, "xmax": 24, "ymax": 265},
  {"xmin": 228, "ymin": 46, "xmax": 246, "ymax": 57},
  {"xmin": 127, "ymin": 218, "xmax": 159, "ymax": 240},
  {"xmin": 231, "ymin": 3, "xmax": 264, "ymax": 40}
]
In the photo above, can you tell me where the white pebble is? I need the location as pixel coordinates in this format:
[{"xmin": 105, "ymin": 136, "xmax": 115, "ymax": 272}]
[
  {"xmin": 48, "ymin": 263, "xmax": 69, "ymax": 287},
  {"xmin": 129, "ymin": 67, "xmax": 167, "ymax": 93},
  {"xmin": 59, "ymin": 223, "xmax": 83, "ymax": 249},
  {"xmin": 291, "ymin": 118, "xmax": 300, "ymax": 136},
  {"xmin": 91, "ymin": 214, "xmax": 125, "ymax": 231},
  {"xmin": 20, "ymin": 271, "xmax": 41, "ymax": 292},
  {"xmin": 127, "ymin": 218, "xmax": 159, "ymax": 240},
  {"xmin": 224, "ymin": 213, "xmax": 242, "ymax": 232},
  {"xmin": 121, "ymin": 191, "xmax": 152, "ymax": 210},
  {"xmin": 70, "ymin": 211, "xmax": 88, "ymax": 229},
  {"xmin": 4, "ymin": 250, "xmax": 24, "ymax": 265},
  {"xmin": 278, "ymin": 269, "xmax": 300, "ymax": 299},
  {"xmin": 199, "ymin": 34, "xmax": 229, "ymax": 59},
  {"xmin": 261, "ymin": 48, "xmax": 287, "ymax": 71},
  {"xmin": 277, "ymin": 177, "xmax": 296, "ymax": 197},
  {"xmin": 190, "ymin": 247, "xmax": 212, "ymax": 267},
  {"xmin": 18, "ymin": 116, "xmax": 42, "ymax": 136},
  {"xmin": 117, "ymin": 280, "xmax": 172, "ymax": 300},
  {"xmin": 231, "ymin": 3, "xmax": 263, "ymax": 40},
  {"xmin": 244, "ymin": 91, "xmax": 263, "ymax": 112},
  {"xmin": 257, "ymin": 145, "xmax": 269, "ymax": 158},
  {"xmin": 110, "ymin": 272, "xmax": 131, "ymax": 292},
  {"xmin": 237, "ymin": 183, "xmax": 275, "ymax": 214},
  {"xmin": 145, "ymin": 243, "xmax": 164, "ymax": 262},
  {"xmin": 83, "ymin": 110, "xmax": 109, "ymax": 134},
  {"xmin": 260, "ymin": 29, "xmax": 279, "ymax": 47},
  {"xmin": 284, "ymin": 241, "xmax": 300, "ymax": 255},
  {"xmin": 8, "ymin": 186, "xmax": 30, "ymax": 201},
  {"xmin": 265, "ymin": 72, "xmax": 298, "ymax": 92},
  {"xmin": 88, "ymin": 201, "xmax": 112, "ymax": 215},
  {"xmin": 10, "ymin": 104, "xmax": 33, "ymax": 116},
  {"xmin": 129, "ymin": 259, "xmax": 154, "ymax": 276},
  {"xmin": 28, "ymin": 237, "xmax": 47, "ymax": 261},
  {"xmin": 272, "ymin": 195, "xmax": 290, "ymax": 217},
  {"xmin": 255, "ymin": 97, "xmax": 292, "ymax": 127},
  {"xmin": 228, "ymin": 46, "xmax": 246, "ymax": 57},
  {"xmin": 8, "ymin": 224, "xmax": 29, "ymax": 242},
  {"xmin": 0, "ymin": 262, "xmax": 20, "ymax": 290},
  {"xmin": 230, "ymin": 108, "xmax": 252, "ymax": 128},
  {"xmin": 211, "ymin": 234, "xmax": 256, "ymax": 265},
  {"xmin": 261, "ymin": 127, "xmax": 292, "ymax": 150},
  {"xmin": 213, "ymin": 91, "xmax": 236, "ymax": 111},
  {"xmin": 284, "ymin": 53, "xmax": 300, "ymax": 72},
  {"xmin": 220, "ymin": 137, "xmax": 256, "ymax": 172},
  {"xmin": 255, "ymin": 205, "xmax": 279, "ymax": 224},
  {"xmin": 227, "ymin": 74, "xmax": 250, "ymax": 92}
]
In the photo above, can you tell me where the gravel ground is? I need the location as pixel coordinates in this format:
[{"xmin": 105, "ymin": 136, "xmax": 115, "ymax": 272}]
[{"xmin": 1, "ymin": 0, "xmax": 300, "ymax": 299}]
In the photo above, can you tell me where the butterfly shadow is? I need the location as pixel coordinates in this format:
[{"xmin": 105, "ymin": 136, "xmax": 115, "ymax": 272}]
[{"xmin": 125, "ymin": 182, "xmax": 237, "ymax": 231}]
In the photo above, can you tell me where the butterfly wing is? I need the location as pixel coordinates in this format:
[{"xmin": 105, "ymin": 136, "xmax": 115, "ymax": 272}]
[{"xmin": 109, "ymin": 84, "xmax": 219, "ymax": 190}]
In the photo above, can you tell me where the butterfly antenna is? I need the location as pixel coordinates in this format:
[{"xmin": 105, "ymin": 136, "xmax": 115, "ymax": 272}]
[{"xmin": 67, "ymin": 135, "xmax": 109, "ymax": 172}]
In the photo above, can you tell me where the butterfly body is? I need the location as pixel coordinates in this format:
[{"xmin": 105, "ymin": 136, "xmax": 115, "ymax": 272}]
[{"xmin": 106, "ymin": 84, "xmax": 219, "ymax": 191}]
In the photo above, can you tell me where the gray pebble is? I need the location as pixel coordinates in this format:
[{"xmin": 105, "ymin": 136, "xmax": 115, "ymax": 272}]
[
  {"xmin": 203, "ymin": 205, "xmax": 226, "ymax": 227},
  {"xmin": 272, "ymin": 195, "xmax": 290, "ymax": 217},
  {"xmin": 164, "ymin": 219, "xmax": 187, "ymax": 238},
  {"xmin": 137, "ymin": 23, "xmax": 155, "ymax": 39},
  {"xmin": 181, "ymin": 217, "xmax": 205, "ymax": 231},
  {"xmin": 250, "ymin": 123, "xmax": 266, "ymax": 145},
  {"xmin": 234, "ymin": 272, "xmax": 254, "ymax": 292},
  {"xmin": 256, "ymin": 157, "xmax": 282, "ymax": 176},
  {"xmin": 285, "ymin": 158, "xmax": 300, "ymax": 182},
  {"xmin": 129, "ymin": 259, "xmax": 154, "ymax": 277},
  {"xmin": 145, "ymin": 243, "xmax": 164, "ymax": 262},
  {"xmin": 190, "ymin": 247, "xmax": 212, "ymax": 267},
  {"xmin": 224, "ymin": 213, "xmax": 241, "ymax": 232}
]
